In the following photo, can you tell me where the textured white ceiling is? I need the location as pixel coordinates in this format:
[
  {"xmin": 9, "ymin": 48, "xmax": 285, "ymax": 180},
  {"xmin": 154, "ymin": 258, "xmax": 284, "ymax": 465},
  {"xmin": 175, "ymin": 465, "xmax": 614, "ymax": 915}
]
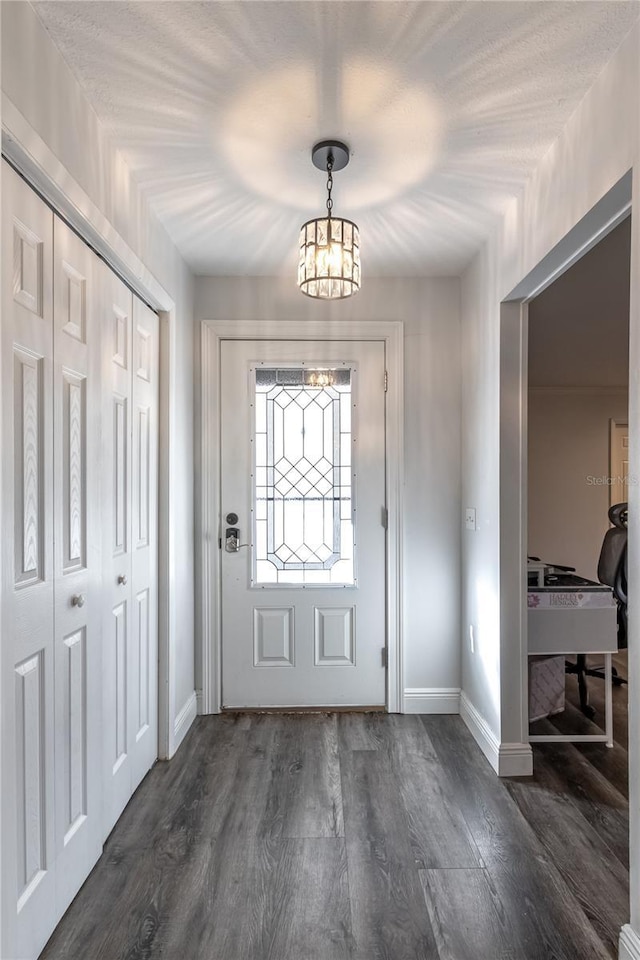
[{"xmin": 33, "ymin": 1, "xmax": 640, "ymax": 277}]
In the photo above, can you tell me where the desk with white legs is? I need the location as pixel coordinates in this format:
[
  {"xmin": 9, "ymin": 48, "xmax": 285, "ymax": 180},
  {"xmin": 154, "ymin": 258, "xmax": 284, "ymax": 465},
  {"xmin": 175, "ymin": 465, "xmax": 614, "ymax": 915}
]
[{"xmin": 528, "ymin": 584, "xmax": 618, "ymax": 748}]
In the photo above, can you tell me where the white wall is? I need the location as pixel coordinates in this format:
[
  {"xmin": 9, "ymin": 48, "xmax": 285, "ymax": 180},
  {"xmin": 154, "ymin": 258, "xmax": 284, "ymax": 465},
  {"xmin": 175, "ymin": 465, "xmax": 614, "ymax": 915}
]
[
  {"xmin": 528, "ymin": 391, "xmax": 629, "ymax": 580},
  {"xmin": 1, "ymin": 2, "xmax": 196, "ymax": 750},
  {"xmin": 460, "ymin": 19, "xmax": 639, "ymax": 763},
  {"xmin": 195, "ymin": 275, "xmax": 462, "ymax": 699},
  {"xmin": 460, "ymin": 241, "xmax": 502, "ymax": 737},
  {"xmin": 528, "ymin": 217, "xmax": 631, "ymax": 390}
]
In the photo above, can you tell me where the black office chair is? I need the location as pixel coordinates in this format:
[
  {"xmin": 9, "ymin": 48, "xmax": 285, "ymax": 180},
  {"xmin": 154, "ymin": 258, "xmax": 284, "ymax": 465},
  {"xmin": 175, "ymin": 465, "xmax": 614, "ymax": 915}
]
[
  {"xmin": 565, "ymin": 501, "xmax": 628, "ymax": 719},
  {"xmin": 598, "ymin": 501, "xmax": 628, "ymax": 649}
]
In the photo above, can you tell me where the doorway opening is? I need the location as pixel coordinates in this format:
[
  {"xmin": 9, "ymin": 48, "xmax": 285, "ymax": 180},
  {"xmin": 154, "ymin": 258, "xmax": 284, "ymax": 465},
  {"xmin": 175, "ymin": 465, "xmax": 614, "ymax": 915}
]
[
  {"xmin": 526, "ymin": 217, "xmax": 631, "ymax": 749},
  {"xmin": 498, "ymin": 169, "xmax": 633, "ymax": 771}
]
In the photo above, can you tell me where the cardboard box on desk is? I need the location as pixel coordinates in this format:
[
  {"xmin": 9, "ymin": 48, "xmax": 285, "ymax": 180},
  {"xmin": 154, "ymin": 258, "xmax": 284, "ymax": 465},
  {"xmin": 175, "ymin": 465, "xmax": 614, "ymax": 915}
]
[{"xmin": 529, "ymin": 655, "xmax": 565, "ymax": 722}]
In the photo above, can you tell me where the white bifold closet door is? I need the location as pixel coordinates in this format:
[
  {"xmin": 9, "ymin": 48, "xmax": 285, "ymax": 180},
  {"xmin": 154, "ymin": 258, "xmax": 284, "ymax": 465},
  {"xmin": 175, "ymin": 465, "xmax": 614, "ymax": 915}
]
[
  {"xmin": 1, "ymin": 164, "xmax": 102, "ymax": 959},
  {"xmin": 1, "ymin": 162, "xmax": 57, "ymax": 960},
  {"xmin": 101, "ymin": 263, "xmax": 159, "ymax": 838},
  {"xmin": 1, "ymin": 161, "xmax": 159, "ymax": 960},
  {"xmin": 51, "ymin": 217, "xmax": 103, "ymax": 912}
]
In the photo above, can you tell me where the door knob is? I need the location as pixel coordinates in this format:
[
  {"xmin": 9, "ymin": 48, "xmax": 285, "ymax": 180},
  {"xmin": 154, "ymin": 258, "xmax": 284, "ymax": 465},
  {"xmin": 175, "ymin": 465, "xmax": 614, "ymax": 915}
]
[
  {"xmin": 226, "ymin": 527, "xmax": 240, "ymax": 552},
  {"xmin": 225, "ymin": 528, "xmax": 249, "ymax": 552},
  {"xmin": 117, "ymin": 574, "xmax": 128, "ymax": 585},
  {"xmin": 71, "ymin": 594, "xmax": 86, "ymax": 608}
]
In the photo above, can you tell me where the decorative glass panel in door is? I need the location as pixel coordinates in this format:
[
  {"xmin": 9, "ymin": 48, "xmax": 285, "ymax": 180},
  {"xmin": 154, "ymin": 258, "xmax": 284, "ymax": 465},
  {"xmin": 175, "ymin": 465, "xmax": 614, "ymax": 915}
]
[{"xmin": 253, "ymin": 367, "xmax": 354, "ymax": 585}]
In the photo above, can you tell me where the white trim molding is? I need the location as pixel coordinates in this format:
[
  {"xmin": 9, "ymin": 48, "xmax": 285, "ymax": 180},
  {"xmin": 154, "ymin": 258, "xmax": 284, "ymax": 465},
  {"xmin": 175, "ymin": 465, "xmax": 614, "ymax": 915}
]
[
  {"xmin": 460, "ymin": 692, "xmax": 500, "ymax": 770},
  {"xmin": 620, "ymin": 925, "xmax": 640, "ymax": 960},
  {"xmin": 173, "ymin": 692, "xmax": 198, "ymax": 752},
  {"xmin": 198, "ymin": 321, "xmax": 221, "ymax": 715},
  {"xmin": 403, "ymin": 688, "xmax": 461, "ymax": 714},
  {"xmin": 199, "ymin": 319, "xmax": 404, "ymax": 714},
  {"xmin": 460, "ymin": 692, "xmax": 533, "ymax": 777}
]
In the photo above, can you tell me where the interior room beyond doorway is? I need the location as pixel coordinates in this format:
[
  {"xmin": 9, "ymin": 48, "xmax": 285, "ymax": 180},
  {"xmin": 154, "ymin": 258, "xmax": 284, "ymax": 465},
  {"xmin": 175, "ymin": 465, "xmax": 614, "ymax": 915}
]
[{"xmin": 527, "ymin": 215, "xmax": 631, "ymax": 747}]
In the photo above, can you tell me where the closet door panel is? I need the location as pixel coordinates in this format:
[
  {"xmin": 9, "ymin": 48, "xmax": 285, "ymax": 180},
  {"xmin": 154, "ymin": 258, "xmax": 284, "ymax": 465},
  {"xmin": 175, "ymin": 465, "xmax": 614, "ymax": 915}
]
[
  {"xmin": 2, "ymin": 164, "xmax": 161, "ymax": 960},
  {"xmin": 130, "ymin": 298, "xmax": 159, "ymax": 789},
  {"xmin": 52, "ymin": 218, "xmax": 103, "ymax": 914},
  {"xmin": 101, "ymin": 263, "xmax": 134, "ymax": 837},
  {"xmin": 1, "ymin": 161, "xmax": 57, "ymax": 960}
]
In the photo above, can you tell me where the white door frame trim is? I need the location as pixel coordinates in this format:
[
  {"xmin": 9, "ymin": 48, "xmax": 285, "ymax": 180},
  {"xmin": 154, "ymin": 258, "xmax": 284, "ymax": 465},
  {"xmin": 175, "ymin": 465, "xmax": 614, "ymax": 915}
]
[
  {"xmin": 2, "ymin": 97, "xmax": 179, "ymax": 758},
  {"xmin": 199, "ymin": 319, "xmax": 404, "ymax": 714}
]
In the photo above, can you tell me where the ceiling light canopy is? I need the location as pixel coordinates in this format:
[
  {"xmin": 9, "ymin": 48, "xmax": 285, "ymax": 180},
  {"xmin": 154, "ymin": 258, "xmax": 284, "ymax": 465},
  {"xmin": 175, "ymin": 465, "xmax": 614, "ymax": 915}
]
[{"xmin": 298, "ymin": 140, "xmax": 360, "ymax": 300}]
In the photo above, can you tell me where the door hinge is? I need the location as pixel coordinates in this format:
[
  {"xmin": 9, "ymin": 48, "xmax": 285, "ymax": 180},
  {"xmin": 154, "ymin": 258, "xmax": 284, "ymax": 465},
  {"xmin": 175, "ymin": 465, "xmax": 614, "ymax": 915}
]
[
  {"xmin": 381, "ymin": 647, "xmax": 388, "ymax": 668},
  {"xmin": 384, "ymin": 370, "xmax": 388, "ymax": 392},
  {"xmin": 381, "ymin": 506, "xmax": 388, "ymax": 530}
]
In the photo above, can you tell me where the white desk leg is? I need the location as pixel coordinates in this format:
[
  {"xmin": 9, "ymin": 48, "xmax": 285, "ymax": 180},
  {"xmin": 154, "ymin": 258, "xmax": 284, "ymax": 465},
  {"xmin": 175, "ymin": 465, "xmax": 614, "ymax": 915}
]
[{"xmin": 604, "ymin": 653, "xmax": 614, "ymax": 748}]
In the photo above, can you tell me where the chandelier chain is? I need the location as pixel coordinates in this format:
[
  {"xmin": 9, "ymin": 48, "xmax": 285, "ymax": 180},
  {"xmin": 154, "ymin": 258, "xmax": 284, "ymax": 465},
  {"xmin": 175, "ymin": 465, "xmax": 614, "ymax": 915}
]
[{"xmin": 326, "ymin": 157, "xmax": 334, "ymax": 218}]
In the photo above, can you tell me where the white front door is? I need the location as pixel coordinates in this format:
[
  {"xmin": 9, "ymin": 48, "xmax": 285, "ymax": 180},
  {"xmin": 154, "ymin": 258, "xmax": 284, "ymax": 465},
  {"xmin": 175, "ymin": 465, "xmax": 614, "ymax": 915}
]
[{"xmin": 220, "ymin": 339, "xmax": 387, "ymax": 708}]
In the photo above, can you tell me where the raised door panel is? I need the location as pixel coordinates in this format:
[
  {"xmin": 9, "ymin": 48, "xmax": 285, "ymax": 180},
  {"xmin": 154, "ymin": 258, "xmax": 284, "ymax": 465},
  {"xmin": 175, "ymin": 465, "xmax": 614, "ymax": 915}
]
[
  {"xmin": 107, "ymin": 602, "xmax": 128, "ymax": 772},
  {"xmin": 314, "ymin": 607, "xmax": 356, "ymax": 666},
  {"xmin": 60, "ymin": 630, "xmax": 87, "ymax": 845},
  {"xmin": 52, "ymin": 216, "xmax": 102, "ymax": 915},
  {"xmin": 13, "ymin": 349, "xmax": 44, "ymax": 587},
  {"xmin": 133, "ymin": 589, "xmax": 150, "ymax": 740},
  {"xmin": 100, "ymin": 262, "xmax": 134, "ymax": 838},
  {"xmin": 253, "ymin": 608, "xmax": 295, "ymax": 667},
  {"xmin": 130, "ymin": 298, "xmax": 159, "ymax": 789},
  {"xmin": 14, "ymin": 652, "xmax": 47, "ymax": 911},
  {"xmin": 13, "ymin": 217, "xmax": 44, "ymax": 317},
  {"xmin": 135, "ymin": 405, "xmax": 150, "ymax": 549},
  {"xmin": 113, "ymin": 394, "xmax": 128, "ymax": 557},
  {"xmin": 1, "ymin": 160, "xmax": 57, "ymax": 960},
  {"xmin": 62, "ymin": 371, "xmax": 86, "ymax": 572}
]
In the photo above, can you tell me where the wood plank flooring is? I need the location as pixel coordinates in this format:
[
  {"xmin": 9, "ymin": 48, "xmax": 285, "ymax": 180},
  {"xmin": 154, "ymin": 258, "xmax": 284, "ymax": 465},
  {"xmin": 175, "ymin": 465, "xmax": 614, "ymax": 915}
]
[{"xmin": 40, "ymin": 698, "xmax": 629, "ymax": 960}]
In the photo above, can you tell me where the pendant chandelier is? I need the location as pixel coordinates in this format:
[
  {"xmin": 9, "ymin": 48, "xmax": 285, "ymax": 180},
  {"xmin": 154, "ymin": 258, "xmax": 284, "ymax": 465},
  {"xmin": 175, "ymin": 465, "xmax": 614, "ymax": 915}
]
[{"xmin": 298, "ymin": 140, "xmax": 361, "ymax": 300}]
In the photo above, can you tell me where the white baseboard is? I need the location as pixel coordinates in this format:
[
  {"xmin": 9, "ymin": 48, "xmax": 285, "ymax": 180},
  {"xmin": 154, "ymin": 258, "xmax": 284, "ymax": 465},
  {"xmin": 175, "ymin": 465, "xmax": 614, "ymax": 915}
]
[
  {"xmin": 460, "ymin": 692, "xmax": 533, "ymax": 777},
  {"xmin": 173, "ymin": 691, "xmax": 198, "ymax": 754},
  {"xmin": 620, "ymin": 925, "xmax": 640, "ymax": 960},
  {"xmin": 497, "ymin": 741, "xmax": 534, "ymax": 777},
  {"xmin": 403, "ymin": 688, "xmax": 461, "ymax": 714},
  {"xmin": 460, "ymin": 692, "xmax": 500, "ymax": 770}
]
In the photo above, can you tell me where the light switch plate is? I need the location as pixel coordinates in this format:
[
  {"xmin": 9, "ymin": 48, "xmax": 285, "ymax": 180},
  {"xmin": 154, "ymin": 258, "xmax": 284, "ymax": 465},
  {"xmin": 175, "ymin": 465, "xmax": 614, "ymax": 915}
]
[{"xmin": 465, "ymin": 508, "xmax": 476, "ymax": 531}]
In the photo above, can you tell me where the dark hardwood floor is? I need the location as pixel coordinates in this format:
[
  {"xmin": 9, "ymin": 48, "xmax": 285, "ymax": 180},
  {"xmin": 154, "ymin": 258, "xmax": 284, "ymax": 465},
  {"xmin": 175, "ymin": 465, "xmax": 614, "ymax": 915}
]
[{"xmin": 41, "ymin": 677, "xmax": 629, "ymax": 960}]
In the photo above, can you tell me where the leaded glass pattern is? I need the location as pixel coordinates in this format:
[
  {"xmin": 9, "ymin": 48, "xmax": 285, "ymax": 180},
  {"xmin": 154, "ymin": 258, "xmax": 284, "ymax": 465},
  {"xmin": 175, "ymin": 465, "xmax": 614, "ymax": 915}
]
[{"xmin": 253, "ymin": 367, "xmax": 355, "ymax": 585}]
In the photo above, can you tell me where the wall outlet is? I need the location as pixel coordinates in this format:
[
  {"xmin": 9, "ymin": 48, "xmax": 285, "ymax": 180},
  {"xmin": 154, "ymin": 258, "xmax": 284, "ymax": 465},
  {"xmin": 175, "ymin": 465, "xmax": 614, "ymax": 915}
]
[
  {"xmin": 469, "ymin": 624, "xmax": 475, "ymax": 653},
  {"xmin": 465, "ymin": 507, "xmax": 476, "ymax": 531}
]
